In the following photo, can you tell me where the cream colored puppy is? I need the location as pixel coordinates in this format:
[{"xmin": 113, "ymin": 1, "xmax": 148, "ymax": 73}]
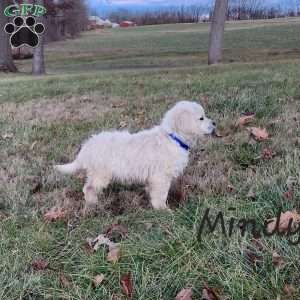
[{"xmin": 54, "ymin": 101, "xmax": 216, "ymax": 212}]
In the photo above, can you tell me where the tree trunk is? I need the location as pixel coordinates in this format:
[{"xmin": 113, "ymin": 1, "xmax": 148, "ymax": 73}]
[
  {"xmin": 32, "ymin": 0, "xmax": 45, "ymax": 75},
  {"xmin": 208, "ymin": 0, "xmax": 229, "ymax": 65},
  {"xmin": 0, "ymin": 0, "xmax": 17, "ymax": 72}
]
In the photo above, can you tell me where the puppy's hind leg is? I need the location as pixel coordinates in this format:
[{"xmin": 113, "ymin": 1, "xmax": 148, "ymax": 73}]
[
  {"xmin": 83, "ymin": 172, "xmax": 111, "ymax": 215},
  {"xmin": 149, "ymin": 176, "xmax": 171, "ymax": 211}
]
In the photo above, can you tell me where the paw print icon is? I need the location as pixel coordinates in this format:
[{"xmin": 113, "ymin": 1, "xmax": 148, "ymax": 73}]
[{"xmin": 4, "ymin": 16, "xmax": 45, "ymax": 48}]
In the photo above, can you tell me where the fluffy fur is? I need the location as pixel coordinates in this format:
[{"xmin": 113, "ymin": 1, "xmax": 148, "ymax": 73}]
[{"xmin": 54, "ymin": 101, "xmax": 216, "ymax": 212}]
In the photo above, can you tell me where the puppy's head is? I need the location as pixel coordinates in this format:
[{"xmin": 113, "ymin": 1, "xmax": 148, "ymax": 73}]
[{"xmin": 161, "ymin": 101, "xmax": 216, "ymax": 143}]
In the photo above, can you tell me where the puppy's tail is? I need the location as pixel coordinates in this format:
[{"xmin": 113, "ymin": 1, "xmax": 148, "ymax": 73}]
[{"xmin": 54, "ymin": 161, "xmax": 80, "ymax": 175}]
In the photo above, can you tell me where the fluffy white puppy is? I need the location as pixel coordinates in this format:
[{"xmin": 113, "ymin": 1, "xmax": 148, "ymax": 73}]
[{"xmin": 54, "ymin": 101, "xmax": 216, "ymax": 212}]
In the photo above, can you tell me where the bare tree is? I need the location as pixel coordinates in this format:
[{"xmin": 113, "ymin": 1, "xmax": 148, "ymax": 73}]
[
  {"xmin": 0, "ymin": 0, "xmax": 17, "ymax": 72},
  {"xmin": 32, "ymin": 0, "xmax": 45, "ymax": 75},
  {"xmin": 208, "ymin": 0, "xmax": 229, "ymax": 65}
]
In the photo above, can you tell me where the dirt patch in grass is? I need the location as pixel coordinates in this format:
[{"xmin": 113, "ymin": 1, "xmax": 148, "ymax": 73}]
[{"xmin": 0, "ymin": 94, "xmax": 125, "ymax": 124}]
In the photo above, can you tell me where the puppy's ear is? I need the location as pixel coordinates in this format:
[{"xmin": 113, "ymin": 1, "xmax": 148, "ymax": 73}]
[{"xmin": 173, "ymin": 110, "xmax": 191, "ymax": 134}]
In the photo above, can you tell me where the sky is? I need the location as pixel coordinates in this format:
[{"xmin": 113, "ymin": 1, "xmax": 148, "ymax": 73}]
[{"xmin": 87, "ymin": 0, "xmax": 298, "ymax": 17}]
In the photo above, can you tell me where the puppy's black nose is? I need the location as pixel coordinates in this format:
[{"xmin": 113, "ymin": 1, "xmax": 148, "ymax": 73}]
[{"xmin": 212, "ymin": 121, "xmax": 216, "ymax": 126}]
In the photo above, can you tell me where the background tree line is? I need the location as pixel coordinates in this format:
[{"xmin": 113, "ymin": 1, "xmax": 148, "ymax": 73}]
[{"xmin": 109, "ymin": 0, "xmax": 300, "ymax": 26}]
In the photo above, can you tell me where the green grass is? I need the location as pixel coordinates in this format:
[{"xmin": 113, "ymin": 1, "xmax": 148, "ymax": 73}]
[{"xmin": 0, "ymin": 19, "xmax": 300, "ymax": 299}]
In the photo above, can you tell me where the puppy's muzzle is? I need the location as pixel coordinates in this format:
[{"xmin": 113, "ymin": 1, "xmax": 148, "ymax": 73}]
[{"xmin": 207, "ymin": 121, "xmax": 217, "ymax": 135}]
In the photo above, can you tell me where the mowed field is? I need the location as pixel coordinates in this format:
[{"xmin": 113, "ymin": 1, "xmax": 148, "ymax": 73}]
[{"xmin": 0, "ymin": 18, "xmax": 300, "ymax": 299}]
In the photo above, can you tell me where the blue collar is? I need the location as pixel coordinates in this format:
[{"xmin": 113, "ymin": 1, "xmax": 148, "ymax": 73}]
[{"xmin": 168, "ymin": 133, "xmax": 190, "ymax": 151}]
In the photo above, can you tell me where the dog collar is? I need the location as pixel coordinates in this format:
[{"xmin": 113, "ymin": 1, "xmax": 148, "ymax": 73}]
[{"xmin": 168, "ymin": 133, "xmax": 190, "ymax": 151}]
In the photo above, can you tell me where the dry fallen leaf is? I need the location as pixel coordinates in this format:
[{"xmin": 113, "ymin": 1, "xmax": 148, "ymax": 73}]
[
  {"xmin": 283, "ymin": 284, "xmax": 296, "ymax": 297},
  {"xmin": 59, "ymin": 274, "xmax": 72, "ymax": 288},
  {"xmin": 104, "ymin": 223, "xmax": 128, "ymax": 240},
  {"xmin": 250, "ymin": 238, "xmax": 265, "ymax": 251},
  {"xmin": 111, "ymin": 102, "xmax": 126, "ymax": 108},
  {"xmin": 93, "ymin": 274, "xmax": 105, "ymax": 287},
  {"xmin": 107, "ymin": 246, "xmax": 121, "ymax": 263},
  {"xmin": 1, "ymin": 133, "xmax": 13, "ymax": 139},
  {"xmin": 120, "ymin": 273, "xmax": 133, "ymax": 299},
  {"xmin": 248, "ymin": 127, "xmax": 269, "ymax": 141},
  {"xmin": 237, "ymin": 113, "xmax": 256, "ymax": 126},
  {"xmin": 202, "ymin": 284, "xmax": 219, "ymax": 300},
  {"xmin": 43, "ymin": 207, "xmax": 66, "ymax": 222},
  {"xmin": 87, "ymin": 234, "xmax": 117, "ymax": 251},
  {"xmin": 272, "ymin": 252, "xmax": 284, "ymax": 268},
  {"xmin": 244, "ymin": 248, "xmax": 263, "ymax": 266},
  {"xmin": 243, "ymin": 238, "xmax": 265, "ymax": 266},
  {"xmin": 262, "ymin": 148, "xmax": 276, "ymax": 159},
  {"xmin": 175, "ymin": 288, "xmax": 193, "ymax": 300},
  {"xmin": 31, "ymin": 259, "xmax": 49, "ymax": 271},
  {"xmin": 227, "ymin": 184, "xmax": 236, "ymax": 192},
  {"xmin": 119, "ymin": 121, "xmax": 127, "ymax": 128},
  {"xmin": 286, "ymin": 177, "xmax": 297, "ymax": 190},
  {"xmin": 87, "ymin": 233, "xmax": 121, "ymax": 263},
  {"xmin": 283, "ymin": 189, "xmax": 294, "ymax": 201},
  {"xmin": 246, "ymin": 188, "xmax": 256, "ymax": 199},
  {"xmin": 267, "ymin": 211, "xmax": 300, "ymax": 233}
]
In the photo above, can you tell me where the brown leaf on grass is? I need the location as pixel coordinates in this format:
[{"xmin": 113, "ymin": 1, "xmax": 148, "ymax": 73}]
[
  {"xmin": 87, "ymin": 233, "xmax": 121, "ymax": 263},
  {"xmin": 111, "ymin": 102, "xmax": 126, "ymax": 109},
  {"xmin": 283, "ymin": 284, "xmax": 296, "ymax": 297},
  {"xmin": 0, "ymin": 211, "xmax": 8, "ymax": 220},
  {"xmin": 248, "ymin": 127, "xmax": 269, "ymax": 141},
  {"xmin": 267, "ymin": 211, "xmax": 300, "ymax": 234},
  {"xmin": 227, "ymin": 184, "xmax": 236, "ymax": 193},
  {"xmin": 175, "ymin": 288, "xmax": 193, "ymax": 300},
  {"xmin": 286, "ymin": 177, "xmax": 297, "ymax": 190},
  {"xmin": 244, "ymin": 248, "xmax": 263, "ymax": 266},
  {"xmin": 120, "ymin": 273, "xmax": 133, "ymax": 299},
  {"xmin": 237, "ymin": 113, "xmax": 256, "ymax": 126},
  {"xmin": 119, "ymin": 121, "xmax": 127, "ymax": 128},
  {"xmin": 262, "ymin": 148, "xmax": 276, "ymax": 159},
  {"xmin": 1, "ymin": 133, "xmax": 13, "ymax": 139},
  {"xmin": 93, "ymin": 274, "xmax": 105, "ymax": 288},
  {"xmin": 59, "ymin": 274, "xmax": 72, "ymax": 288},
  {"xmin": 31, "ymin": 259, "xmax": 49, "ymax": 271},
  {"xmin": 246, "ymin": 188, "xmax": 256, "ymax": 199},
  {"xmin": 272, "ymin": 252, "xmax": 284, "ymax": 268},
  {"xmin": 31, "ymin": 182, "xmax": 42, "ymax": 194},
  {"xmin": 202, "ymin": 284, "xmax": 219, "ymax": 300},
  {"xmin": 250, "ymin": 238, "xmax": 266, "ymax": 251},
  {"xmin": 283, "ymin": 189, "xmax": 294, "ymax": 201},
  {"xmin": 104, "ymin": 223, "xmax": 128, "ymax": 240},
  {"xmin": 244, "ymin": 239, "xmax": 265, "ymax": 266},
  {"xmin": 43, "ymin": 206, "xmax": 66, "ymax": 222},
  {"xmin": 87, "ymin": 234, "xmax": 117, "ymax": 251},
  {"xmin": 83, "ymin": 241, "xmax": 95, "ymax": 255},
  {"xmin": 107, "ymin": 246, "xmax": 121, "ymax": 263}
]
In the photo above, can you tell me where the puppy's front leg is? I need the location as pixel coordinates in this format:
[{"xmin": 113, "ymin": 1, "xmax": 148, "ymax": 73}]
[
  {"xmin": 83, "ymin": 184, "xmax": 98, "ymax": 215},
  {"xmin": 149, "ymin": 177, "xmax": 171, "ymax": 210}
]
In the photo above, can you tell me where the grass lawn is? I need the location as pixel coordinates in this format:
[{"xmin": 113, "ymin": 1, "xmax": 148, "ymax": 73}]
[{"xmin": 0, "ymin": 19, "xmax": 300, "ymax": 299}]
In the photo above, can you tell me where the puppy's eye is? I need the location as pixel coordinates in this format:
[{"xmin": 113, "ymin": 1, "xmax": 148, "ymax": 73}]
[{"xmin": 199, "ymin": 117, "xmax": 204, "ymax": 121}]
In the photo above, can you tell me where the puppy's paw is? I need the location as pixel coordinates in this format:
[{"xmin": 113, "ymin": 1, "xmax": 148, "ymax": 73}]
[{"xmin": 82, "ymin": 203, "xmax": 98, "ymax": 217}]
